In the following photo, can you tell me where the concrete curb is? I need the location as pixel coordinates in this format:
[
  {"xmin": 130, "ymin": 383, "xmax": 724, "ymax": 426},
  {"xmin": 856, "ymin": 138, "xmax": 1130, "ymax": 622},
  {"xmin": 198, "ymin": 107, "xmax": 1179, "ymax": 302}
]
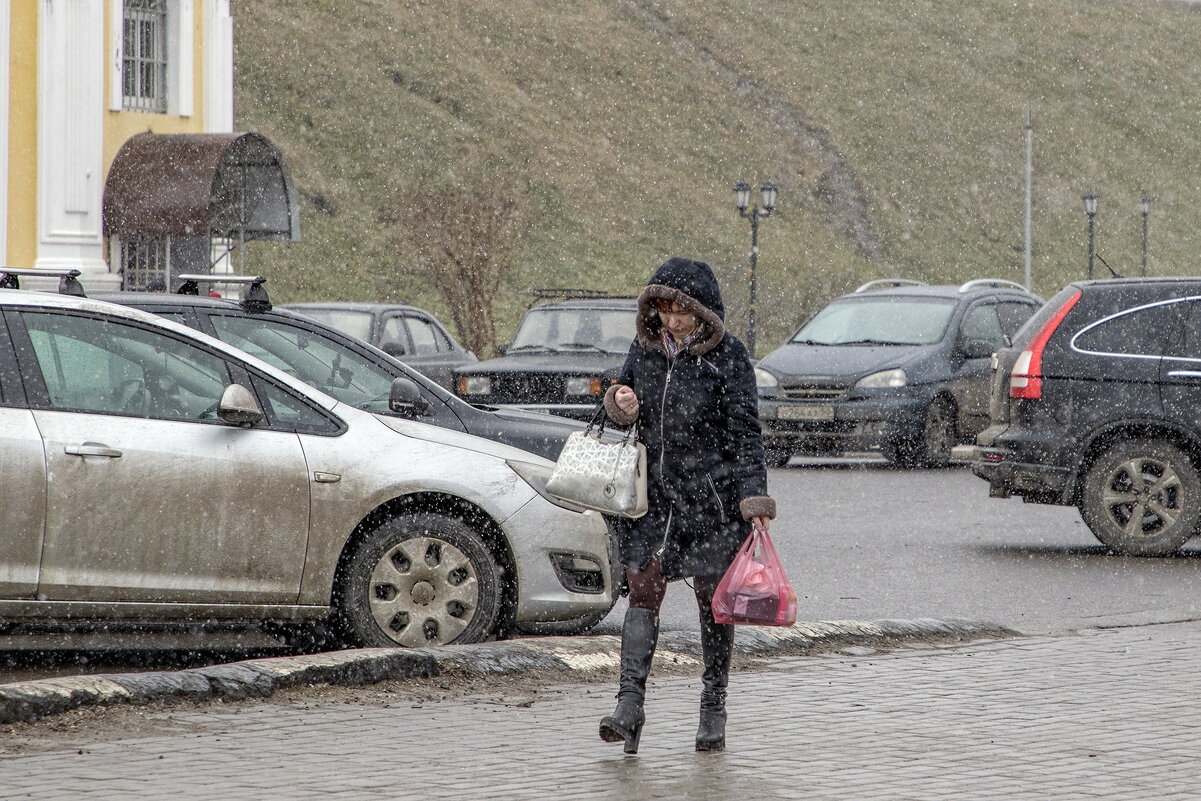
[{"xmin": 0, "ymin": 618, "xmax": 1019, "ymax": 725}]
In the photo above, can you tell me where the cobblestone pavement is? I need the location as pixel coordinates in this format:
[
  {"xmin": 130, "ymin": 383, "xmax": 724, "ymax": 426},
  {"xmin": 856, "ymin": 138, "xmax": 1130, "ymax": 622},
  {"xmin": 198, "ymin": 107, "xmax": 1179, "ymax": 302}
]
[{"xmin": 4, "ymin": 621, "xmax": 1201, "ymax": 800}]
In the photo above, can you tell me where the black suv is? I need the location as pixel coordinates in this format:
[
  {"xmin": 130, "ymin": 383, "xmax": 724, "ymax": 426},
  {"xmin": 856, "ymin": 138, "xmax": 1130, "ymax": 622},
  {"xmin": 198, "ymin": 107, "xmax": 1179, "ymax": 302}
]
[
  {"xmin": 453, "ymin": 291, "xmax": 639, "ymax": 420},
  {"xmin": 967, "ymin": 277, "xmax": 1201, "ymax": 556},
  {"xmin": 755, "ymin": 279, "xmax": 1043, "ymax": 467}
]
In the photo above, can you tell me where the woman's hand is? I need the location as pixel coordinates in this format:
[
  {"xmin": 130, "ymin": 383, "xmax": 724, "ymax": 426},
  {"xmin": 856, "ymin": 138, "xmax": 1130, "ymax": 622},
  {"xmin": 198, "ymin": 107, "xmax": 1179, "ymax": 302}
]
[
  {"xmin": 751, "ymin": 515, "xmax": 770, "ymax": 533},
  {"xmin": 614, "ymin": 385, "xmax": 640, "ymax": 418}
]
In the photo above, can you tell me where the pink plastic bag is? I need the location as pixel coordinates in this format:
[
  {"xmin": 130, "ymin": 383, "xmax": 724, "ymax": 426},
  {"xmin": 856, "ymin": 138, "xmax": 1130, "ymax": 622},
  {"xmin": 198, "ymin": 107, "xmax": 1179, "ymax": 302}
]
[{"xmin": 712, "ymin": 528, "xmax": 797, "ymax": 627}]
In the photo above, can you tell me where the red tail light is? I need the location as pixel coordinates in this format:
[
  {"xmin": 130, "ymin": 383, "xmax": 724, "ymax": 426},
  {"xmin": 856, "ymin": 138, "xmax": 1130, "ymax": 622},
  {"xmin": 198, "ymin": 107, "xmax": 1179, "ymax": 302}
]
[{"xmin": 1009, "ymin": 289, "xmax": 1082, "ymax": 399}]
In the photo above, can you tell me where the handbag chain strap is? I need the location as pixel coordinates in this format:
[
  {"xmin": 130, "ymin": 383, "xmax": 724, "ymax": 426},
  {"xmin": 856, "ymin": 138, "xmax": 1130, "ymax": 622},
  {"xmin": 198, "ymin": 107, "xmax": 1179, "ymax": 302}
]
[{"xmin": 585, "ymin": 399, "xmax": 639, "ymax": 445}]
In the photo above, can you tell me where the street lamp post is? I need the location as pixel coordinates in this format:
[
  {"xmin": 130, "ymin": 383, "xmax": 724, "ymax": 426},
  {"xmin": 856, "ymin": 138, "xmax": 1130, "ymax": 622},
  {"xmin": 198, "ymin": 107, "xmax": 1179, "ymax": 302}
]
[
  {"xmin": 1139, "ymin": 194, "xmax": 1152, "ymax": 277},
  {"xmin": 733, "ymin": 180, "xmax": 777, "ymax": 356},
  {"xmin": 1082, "ymin": 191, "xmax": 1099, "ymax": 279}
]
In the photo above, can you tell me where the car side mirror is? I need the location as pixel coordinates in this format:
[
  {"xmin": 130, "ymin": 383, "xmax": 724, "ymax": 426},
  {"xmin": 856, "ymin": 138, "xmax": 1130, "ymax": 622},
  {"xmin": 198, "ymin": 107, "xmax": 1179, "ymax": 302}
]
[
  {"xmin": 388, "ymin": 377, "xmax": 433, "ymax": 417},
  {"xmin": 217, "ymin": 383, "xmax": 264, "ymax": 426},
  {"xmin": 960, "ymin": 339, "xmax": 995, "ymax": 360},
  {"xmin": 381, "ymin": 341, "xmax": 407, "ymax": 358}
]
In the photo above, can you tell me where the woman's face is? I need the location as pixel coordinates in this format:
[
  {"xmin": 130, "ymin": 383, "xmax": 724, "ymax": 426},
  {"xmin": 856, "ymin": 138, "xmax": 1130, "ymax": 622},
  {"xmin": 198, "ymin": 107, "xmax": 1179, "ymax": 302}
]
[{"xmin": 654, "ymin": 298, "xmax": 699, "ymax": 338}]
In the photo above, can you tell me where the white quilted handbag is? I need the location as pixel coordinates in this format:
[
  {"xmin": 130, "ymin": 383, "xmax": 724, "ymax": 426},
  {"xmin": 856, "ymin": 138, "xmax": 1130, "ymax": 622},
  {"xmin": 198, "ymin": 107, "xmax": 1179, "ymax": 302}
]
[{"xmin": 546, "ymin": 417, "xmax": 647, "ymax": 518}]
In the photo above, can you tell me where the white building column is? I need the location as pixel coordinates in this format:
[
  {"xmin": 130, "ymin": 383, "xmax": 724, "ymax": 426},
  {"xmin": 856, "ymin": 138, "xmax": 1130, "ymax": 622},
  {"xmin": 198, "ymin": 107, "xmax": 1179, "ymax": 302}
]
[
  {"xmin": 36, "ymin": 0, "xmax": 108, "ymax": 280},
  {"xmin": 203, "ymin": 0, "xmax": 233, "ymax": 132}
]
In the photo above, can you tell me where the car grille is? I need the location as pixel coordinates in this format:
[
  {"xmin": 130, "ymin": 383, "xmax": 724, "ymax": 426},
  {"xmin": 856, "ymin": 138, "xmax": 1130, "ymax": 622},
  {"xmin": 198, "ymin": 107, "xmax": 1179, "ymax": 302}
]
[
  {"xmin": 491, "ymin": 374, "xmax": 564, "ymax": 402},
  {"xmin": 780, "ymin": 385, "xmax": 845, "ymax": 401}
]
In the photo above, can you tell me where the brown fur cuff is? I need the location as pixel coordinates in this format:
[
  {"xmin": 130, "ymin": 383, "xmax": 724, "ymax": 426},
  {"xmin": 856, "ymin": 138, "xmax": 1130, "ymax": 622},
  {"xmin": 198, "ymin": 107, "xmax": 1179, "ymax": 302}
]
[
  {"xmin": 740, "ymin": 496, "xmax": 777, "ymax": 521},
  {"xmin": 603, "ymin": 383, "xmax": 639, "ymax": 426}
]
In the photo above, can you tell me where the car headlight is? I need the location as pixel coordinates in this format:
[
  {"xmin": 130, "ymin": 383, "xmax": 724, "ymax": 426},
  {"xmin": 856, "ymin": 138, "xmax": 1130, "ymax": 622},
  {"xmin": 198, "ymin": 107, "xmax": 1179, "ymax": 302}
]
[
  {"xmin": 506, "ymin": 459, "xmax": 591, "ymax": 513},
  {"xmin": 855, "ymin": 368, "xmax": 907, "ymax": 389},
  {"xmin": 564, "ymin": 376, "xmax": 602, "ymax": 396},
  {"xmin": 755, "ymin": 367, "xmax": 779, "ymax": 390},
  {"xmin": 457, "ymin": 375, "xmax": 491, "ymax": 395}
]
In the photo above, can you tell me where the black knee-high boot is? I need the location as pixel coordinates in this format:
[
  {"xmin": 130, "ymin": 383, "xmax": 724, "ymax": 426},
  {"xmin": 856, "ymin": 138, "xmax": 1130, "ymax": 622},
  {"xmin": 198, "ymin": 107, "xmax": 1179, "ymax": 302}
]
[
  {"xmin": 599, "ymin": 607, "xmax": 659, "ymax": 754},
  {"xmin": 696, "ymin": 609, "xmax": 734, "ymax": 752}
]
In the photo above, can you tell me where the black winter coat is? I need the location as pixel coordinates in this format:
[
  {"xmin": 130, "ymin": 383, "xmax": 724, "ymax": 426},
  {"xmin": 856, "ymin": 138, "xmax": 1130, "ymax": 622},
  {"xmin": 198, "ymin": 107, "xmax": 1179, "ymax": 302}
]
[{"xmin": 603, "ymin": 258, "xmax": 775, "ymax": 579}]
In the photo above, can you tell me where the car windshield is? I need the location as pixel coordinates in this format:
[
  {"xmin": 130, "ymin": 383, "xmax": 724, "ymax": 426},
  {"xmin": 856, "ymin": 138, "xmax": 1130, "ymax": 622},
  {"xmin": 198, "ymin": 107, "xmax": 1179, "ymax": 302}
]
[
  {"xmin": 208, "ymin": 314, "xmax": 401, "ymax": 413},
  {"xmin": 289, "ymin": 308, "xmax": 375, "ymax": 342},
  {"xmin": 509, "ymin": 307, "xmax": 636, "ymax": 354},
  {"xmin": 792, "ymin": 297, "xmax": 956, "ymax": 346}
]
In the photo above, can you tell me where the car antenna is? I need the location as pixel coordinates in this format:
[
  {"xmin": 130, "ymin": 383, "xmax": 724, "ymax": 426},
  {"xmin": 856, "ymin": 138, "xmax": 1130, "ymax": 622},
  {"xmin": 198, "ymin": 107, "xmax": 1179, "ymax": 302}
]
[{"xmin": 1095, "ymin": 254, "xmax": 1124, "ymax": 279}]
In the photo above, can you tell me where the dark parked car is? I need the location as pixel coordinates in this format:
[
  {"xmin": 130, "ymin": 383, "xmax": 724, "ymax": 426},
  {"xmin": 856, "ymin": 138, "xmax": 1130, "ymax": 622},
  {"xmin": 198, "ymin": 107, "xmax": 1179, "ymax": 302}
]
[
  {"xmin": 279, "ymin": 301, "xmax": 477, "ymax": 391},
  {"xmin": 754, "ymin": 279, "xmax": 1042, "ymax": 467},
  {"xmin": 965, "ymin": 276, "xmax": 1201, "ymax": 556},
  {"xmin": 93, "ymin": 276, "xmax": 586, "ymax": 464},
  {"xmin": 453, "ymin": 291, "xmax": 639, "ymax": 420}
]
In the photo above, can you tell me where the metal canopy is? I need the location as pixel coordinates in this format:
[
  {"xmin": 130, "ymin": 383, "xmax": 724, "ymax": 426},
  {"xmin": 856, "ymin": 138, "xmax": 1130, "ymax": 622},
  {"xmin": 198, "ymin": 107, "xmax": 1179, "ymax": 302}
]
[{"xmin": 103, "ymin": 132, "xmax": 300, "ymax": 242}]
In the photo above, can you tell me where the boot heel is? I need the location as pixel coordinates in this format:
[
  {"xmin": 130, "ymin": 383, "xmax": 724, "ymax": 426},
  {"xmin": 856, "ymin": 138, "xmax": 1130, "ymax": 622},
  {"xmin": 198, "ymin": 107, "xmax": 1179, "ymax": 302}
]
[{"xmin": 624, "ymin": 721, "xmax": 644, "ymax": 754}]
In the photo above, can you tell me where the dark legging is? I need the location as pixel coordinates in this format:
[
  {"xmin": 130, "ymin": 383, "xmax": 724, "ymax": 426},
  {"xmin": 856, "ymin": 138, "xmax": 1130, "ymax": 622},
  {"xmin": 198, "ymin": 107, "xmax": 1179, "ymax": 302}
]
[{"xmin": 626, "ymin": 557, "xmax": 720, "ymax": 617}]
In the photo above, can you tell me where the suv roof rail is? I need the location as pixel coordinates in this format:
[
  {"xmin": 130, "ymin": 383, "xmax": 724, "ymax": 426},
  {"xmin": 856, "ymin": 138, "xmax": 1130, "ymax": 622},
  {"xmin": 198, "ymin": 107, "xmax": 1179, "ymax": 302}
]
[
  {"xmin": 854, "ymin": 279, "xmax": 927, "ymax": 293},
  {"xmin": 176, "ymin": 273, "xmax": 272, "ymax": 313},
  {"xmin": 529, "ymin": 287, "xmax": 638, "ymax": 303},
  {"xmin": 958, "ymin": 278, "xmax": 1029, "ymax": 294},
  {"xmin": 0, "ymin": 267, "xmax": 87, "ymax": 297}
]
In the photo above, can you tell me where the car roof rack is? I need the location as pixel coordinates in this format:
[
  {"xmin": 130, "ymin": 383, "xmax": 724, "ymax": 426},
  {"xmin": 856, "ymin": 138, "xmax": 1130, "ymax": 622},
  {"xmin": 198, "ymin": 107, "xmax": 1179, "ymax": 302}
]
[
  {"xmin": 529, "ymin": 288, "xmax": 638, "ymax": 303},
  {"xmin": 958, "ymin": 278, "xmax": 1029, "ymax": 294},
  {"xmin": 176, "ymin": 274, "xmax": 272, "ymax": 313},
  {"xmin": 854, "ymin": 279, "xmax": 927, "ymax": 293},
  {"xmin": 0, "ymin": 267, "xmax": 87, "ymax": 297}
]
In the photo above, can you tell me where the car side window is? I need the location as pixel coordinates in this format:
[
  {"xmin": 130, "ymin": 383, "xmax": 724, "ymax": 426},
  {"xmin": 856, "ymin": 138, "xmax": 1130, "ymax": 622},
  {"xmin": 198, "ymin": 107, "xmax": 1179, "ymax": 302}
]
[
  {"xmin": 1073, "ymin": 301, "xmax": 1188, "ymax": 358},
  {"xmin": 959, "ymin": 303, "xmax": 1006, "ymax": 351},
  {"xmin": 407, "ymin": 316, "xmax": 441, "ymax": 355},
  {"xmin": 379, "ymin": 316, "xmax": 410, "ymax": 354},
  {"xmin": 996, "ymin": 302, "xmax": 1039, "ymax": 337},
  {"xmin": 249, "ymin": 374, "xmax": 341, "ymax": 435},
  {"xmin": 18, "ymin": 310, "xmax": 230, "ymax": 420}
]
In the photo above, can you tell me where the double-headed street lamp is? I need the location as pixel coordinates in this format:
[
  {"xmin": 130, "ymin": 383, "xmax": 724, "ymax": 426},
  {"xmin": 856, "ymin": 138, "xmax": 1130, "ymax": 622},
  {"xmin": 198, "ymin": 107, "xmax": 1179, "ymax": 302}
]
[
  {"xmin": 733, "ymin": 180, "xmax": 777, "ymax": 356},
  {"xmin": 1139, "ymin": 194, "xmax": 1152, "ymax": 276},
  {"xmin": 1082, "ymin": 191, "xmax": 1099, "ymax": 279}
]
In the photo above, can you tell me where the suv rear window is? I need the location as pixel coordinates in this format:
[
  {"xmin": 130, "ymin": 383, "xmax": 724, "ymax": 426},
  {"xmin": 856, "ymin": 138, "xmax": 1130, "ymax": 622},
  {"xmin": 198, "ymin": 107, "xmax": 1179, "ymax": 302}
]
[
  {"xmin": 1071, "ymin": 300, "xmax": 1189, "ymax": 357},
  {"xmin": 791, "ymin": 297, "xmax": 956, "ymax": 346}
]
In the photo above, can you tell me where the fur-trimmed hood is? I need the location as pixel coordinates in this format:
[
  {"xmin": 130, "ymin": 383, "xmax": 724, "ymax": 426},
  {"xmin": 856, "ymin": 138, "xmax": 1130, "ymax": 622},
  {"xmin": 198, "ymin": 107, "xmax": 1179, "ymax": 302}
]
[{"xmin": 636, "ymin": 257, "xmax": 726, "ymax": 356}]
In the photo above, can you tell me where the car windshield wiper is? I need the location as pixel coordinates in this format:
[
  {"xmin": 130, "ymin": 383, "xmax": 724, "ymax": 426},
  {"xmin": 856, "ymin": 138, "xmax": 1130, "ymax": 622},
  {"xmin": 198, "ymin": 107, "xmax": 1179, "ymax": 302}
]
[
  {"xmin": 790, "ymin": 338, "xmax": 830, "ymax": 346},
  {"xmin": 835, "ymin": 338, "xmax": 905, "ymax": 346},
  {"xmin": 506, "ymin": 344, "xmax": 554, "ymax": 353},
  {"xmin": 557, "ymin": 342, "xmax": 607, "ymax": 353}
]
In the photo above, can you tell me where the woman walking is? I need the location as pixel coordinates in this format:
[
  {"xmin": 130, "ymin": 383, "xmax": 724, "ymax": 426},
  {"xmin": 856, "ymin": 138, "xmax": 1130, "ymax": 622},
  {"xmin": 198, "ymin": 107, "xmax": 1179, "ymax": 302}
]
[{"xmin": 598, "ymin": 256, "xmax": 775, "ymax": 754}]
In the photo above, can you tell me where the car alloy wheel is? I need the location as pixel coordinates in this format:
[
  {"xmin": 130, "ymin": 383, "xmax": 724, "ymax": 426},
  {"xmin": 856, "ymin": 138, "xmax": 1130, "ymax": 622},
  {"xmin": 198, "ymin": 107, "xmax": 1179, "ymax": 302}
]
[
  {"xmin": 1079, "ymin": 440, "xmax": 1201, "ymax": 556},
  {"xmin": 339, "ymin": 512, "xmax": 501, "ymax": 647}
]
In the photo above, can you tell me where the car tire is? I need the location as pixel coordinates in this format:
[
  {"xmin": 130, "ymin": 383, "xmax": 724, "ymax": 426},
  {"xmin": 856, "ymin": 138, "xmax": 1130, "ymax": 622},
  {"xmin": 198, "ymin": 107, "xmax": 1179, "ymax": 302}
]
[
  {"xmin": 764, "ymin": 443, "xmax": 793, "ymax": 468},
  {"xmin": 337, "ymin": 512, "xmax": 501, "ymax": 647},
  {"xmin": 1079, "ymin": 440, "xmax": 1201, "ymax": 556},
  {"xmin": 885, "ymin": 397, "xmax": 956, "ymax": 469}
]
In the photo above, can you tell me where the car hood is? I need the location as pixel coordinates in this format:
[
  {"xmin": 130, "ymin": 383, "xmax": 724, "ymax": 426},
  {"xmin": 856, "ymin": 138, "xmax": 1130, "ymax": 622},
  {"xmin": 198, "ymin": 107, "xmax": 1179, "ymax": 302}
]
[
  {"xmin": 455, "ymin": 352, "xmax": 624, "ymax": 376},
  {"xmin": 758, "ymin": 343, "xmax": 930, "ymax": 381},
  {"xmin": 372, "ymin": 411, "xmax": 558, "ymax": 468}
]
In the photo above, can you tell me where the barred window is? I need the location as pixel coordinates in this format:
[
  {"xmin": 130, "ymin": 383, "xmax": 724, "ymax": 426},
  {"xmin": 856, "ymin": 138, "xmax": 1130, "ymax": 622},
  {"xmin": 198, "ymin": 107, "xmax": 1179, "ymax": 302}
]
[
  {"xmin": 121, "ymin": 237, "xmax": 169, "ymax": 292},
  {"xmin": 123, "ymin": 0, "xmax": 168, "ymax": 113}
]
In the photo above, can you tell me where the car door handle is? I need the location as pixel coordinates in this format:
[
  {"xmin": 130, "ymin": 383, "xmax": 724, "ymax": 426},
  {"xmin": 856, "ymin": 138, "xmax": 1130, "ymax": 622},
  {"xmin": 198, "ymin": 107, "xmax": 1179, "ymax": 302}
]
[
  {"xmin": 1167, "ymin": 371, "xmax": 1201, "ymax": 379},
  {"xmin": 64, "ymin": 442, "xmax": 123, "ymax": 458}
]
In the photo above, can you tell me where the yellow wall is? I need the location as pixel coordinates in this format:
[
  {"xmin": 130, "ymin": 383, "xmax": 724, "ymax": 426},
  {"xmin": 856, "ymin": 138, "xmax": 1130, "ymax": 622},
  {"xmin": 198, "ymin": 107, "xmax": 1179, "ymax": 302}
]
[
  {"xmin": 3, "ymin": 2, "xmax": 212, "ymax": 268},
  {"xmin": 7, "ymin": 4, "xmax": 38, "ymax": 269}
]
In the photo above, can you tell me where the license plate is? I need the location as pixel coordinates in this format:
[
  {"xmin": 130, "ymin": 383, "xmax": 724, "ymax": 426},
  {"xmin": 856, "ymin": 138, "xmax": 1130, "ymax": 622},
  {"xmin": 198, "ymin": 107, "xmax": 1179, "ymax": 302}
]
[{"xmin": 778, "ymin": 404, "xmax": 834, "ymax": 421}]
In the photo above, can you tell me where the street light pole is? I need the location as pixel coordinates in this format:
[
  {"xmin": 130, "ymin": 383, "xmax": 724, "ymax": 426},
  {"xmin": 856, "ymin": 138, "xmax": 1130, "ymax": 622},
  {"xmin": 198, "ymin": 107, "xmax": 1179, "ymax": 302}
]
[
  {"xmin": 733, "ymin": 180, "xmax": 777, "ymax": 357},
  {"xmin": 1139, "ymin": 194, "xmax": 1152, "ymax": 277},
  {"xmin": 1082, "ymin": 191, "xmax": 1099, "ymax": 280}
]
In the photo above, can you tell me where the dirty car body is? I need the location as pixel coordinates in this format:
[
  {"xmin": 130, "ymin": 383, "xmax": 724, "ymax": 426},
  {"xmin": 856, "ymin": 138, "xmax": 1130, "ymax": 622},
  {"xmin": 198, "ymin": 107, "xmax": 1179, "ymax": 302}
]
[{"xmin": 0, "ymin": 289, "xmax": 612, "ymax": 647}]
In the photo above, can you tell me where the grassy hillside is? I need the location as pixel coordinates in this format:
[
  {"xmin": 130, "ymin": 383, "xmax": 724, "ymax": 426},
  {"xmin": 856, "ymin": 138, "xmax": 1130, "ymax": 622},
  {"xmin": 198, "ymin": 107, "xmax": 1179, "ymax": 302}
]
[{"xmin": 233, "ymin": 0, "xmax": 1201, "ymax": 356}]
